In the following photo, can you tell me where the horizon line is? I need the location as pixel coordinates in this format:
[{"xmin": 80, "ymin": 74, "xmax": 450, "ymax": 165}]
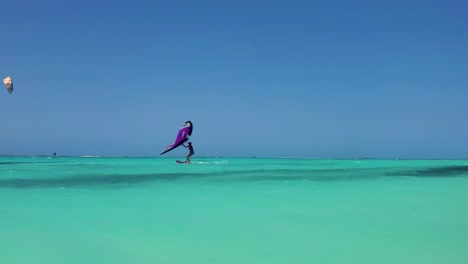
[{"xmin": 0, "ymin": 155, "xmax": 467, "ymax": 161}]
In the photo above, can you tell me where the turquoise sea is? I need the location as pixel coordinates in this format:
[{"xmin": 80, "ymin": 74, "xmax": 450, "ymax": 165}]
[{"xmin": 0, "ymin": 156, "xmax": 467, "ymax": 264}]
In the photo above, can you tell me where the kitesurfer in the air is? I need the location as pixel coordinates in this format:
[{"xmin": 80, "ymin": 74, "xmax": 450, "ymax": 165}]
[{"xmin": 183, "ymin": 141, "xmax": 194, "ymax": 163}]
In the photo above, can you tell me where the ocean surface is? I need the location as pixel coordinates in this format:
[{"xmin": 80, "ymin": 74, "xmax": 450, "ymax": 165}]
[{"xmin": 0, "ymin": 156, "xmax": 467, "ymax": 264}]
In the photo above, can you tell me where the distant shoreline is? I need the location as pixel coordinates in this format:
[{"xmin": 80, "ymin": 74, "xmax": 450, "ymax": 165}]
[{"xmin": 0, "ymin": 155, "xmax": 467, "ymax": 161}]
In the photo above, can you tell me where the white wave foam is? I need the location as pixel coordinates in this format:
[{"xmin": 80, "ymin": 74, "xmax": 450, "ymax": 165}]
[{"xmin": 195, "ymin": 160, "xmax": 228, "ymax": 165}]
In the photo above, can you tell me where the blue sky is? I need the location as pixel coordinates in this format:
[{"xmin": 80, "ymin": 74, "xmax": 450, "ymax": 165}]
[{"xmin": 1, "ymin": 0, "xmax": 467, "ymax": 158}]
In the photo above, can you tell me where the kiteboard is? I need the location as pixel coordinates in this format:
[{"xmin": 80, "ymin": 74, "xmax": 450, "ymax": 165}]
[{"xmin": 176, "ymin": 160, "xmax": 189, "ymax": 164}]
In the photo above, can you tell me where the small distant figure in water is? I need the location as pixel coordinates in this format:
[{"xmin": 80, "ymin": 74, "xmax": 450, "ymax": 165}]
[
  {"xmin": 183, "ymin": 141, "xmax": 194, "ymax": 163},
  {"xmin": 53, "ymin": 152, "xmax": 56, "ymax": 157}
]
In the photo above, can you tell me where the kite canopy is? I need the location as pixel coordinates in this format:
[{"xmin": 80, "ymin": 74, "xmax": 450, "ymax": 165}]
[
  {"xmin": 160, "ymin": 121, "xmax": 193, "ymax": 155},
  {"xmin": 3, "ymin": 77, "xmax": 13, "ymax": 94}
]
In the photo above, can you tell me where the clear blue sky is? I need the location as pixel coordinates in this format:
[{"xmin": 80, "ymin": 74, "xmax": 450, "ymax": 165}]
[{"xmin": 1, "ymin": 0, "xmax": 467, "ymax": 158}]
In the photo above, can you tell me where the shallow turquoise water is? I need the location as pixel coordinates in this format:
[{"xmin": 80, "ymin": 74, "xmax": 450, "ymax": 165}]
[{"xmin": 1, "ymin": 157, "xmax": 467, "ymax": 263}]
